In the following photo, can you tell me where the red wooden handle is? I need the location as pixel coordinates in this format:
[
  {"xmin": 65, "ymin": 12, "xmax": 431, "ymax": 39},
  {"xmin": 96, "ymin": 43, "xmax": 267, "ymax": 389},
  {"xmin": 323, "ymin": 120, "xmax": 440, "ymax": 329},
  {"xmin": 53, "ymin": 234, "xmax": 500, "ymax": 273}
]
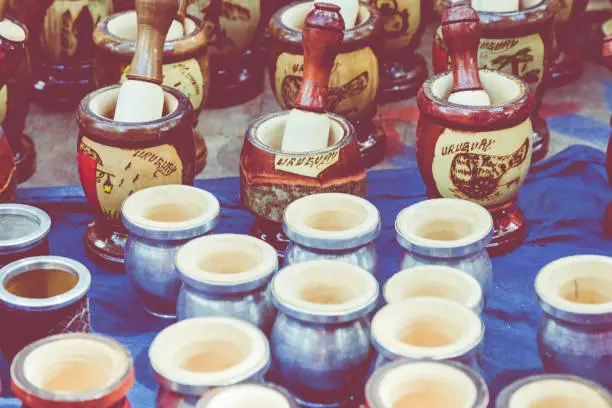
[
  {"xmin": 294, "ymin": 2, "xmax": 345, "ymax": 113},
  {"xmin": 442, "ymin": 2, "xmax": 484, "ymax": 93}
]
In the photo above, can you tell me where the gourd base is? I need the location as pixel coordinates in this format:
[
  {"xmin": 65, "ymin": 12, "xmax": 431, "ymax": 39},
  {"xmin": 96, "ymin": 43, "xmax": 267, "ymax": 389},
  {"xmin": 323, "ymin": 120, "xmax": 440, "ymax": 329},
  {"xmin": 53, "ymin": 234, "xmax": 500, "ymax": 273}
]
[
  {"xmin": 550, "ymin": 47, "xmax": 584, "ymax": 88},
  {"xmin": 32, "ymin": 61, "xmax": 95, "ymax": 111},
  {"xmin": 531, "ymin": 112, "xmax": 550, "ymax": 164},
  {"xmin": 195, "ymin": 130, "xmax": 207, "ymax": 175},
  {"xmin": 379, "ymin": 51, "xmax": 428, "ymax": 102},
  {"xmin": 355, "ymin": 114, "xmax": 386, "ymax": 168},
  {"xmin": 14, "ymin": 134, "xmax": 36, "ymax": 184},
  {"xmin": 487, "ymin": 202, "xmax": 526, "ymax": 257},
  {"xmin": 205, "ymin": 48, "xmax": 264, "ymax": 108},
  {"xmin": 84, "ymin": 220, "xmax": 126, "ymax": 270},
  {"xmin": 250, "ymin": 218, "xmax": 289, "ymax": 258}
]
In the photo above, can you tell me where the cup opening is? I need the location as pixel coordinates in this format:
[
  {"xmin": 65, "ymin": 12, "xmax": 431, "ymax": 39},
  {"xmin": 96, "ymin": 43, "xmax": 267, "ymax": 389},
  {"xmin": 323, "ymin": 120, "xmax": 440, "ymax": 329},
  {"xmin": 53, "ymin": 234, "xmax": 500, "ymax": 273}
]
[
  {"xmin": 273, "ymin": 261, "xmax": 378, "ymax": 318},
  {"xmin": 0, "ymin": 210, "xmax": 44, "ymax": 243},
  {"xmin": 508, "ymin": 379, "xmax": 611, "ymax": 408},
  {"xmin": 149, "ymin": 318, "xmax": 269, "ymax": 387},
  {"xmin": 372, "ymin": 299, "xmax": 483, "ymax": 359},
  {"xmin": 431, "ymin": 71, "xmax": 524, "ymax": 107},
  {"xmin": 281, "ymin": 2, "xmax": 370, "ymax": 31},
  {"xmin": 396, "ymin": 199, "xmax": 492, "ymax": 249},
  {"xmin": 536, "ymin": 256, "xmax": 612, "ymax": 314},
  {"xmin": 383, "ymin": 266, "xmax": 483, "ymax": 312},
  {"xmin": 0, "ymin": 19, "xmax": 26, "ymax": 42},
  {"xmin": 21, "ymin": 337, "xmax": 129, "ymax": 397},
  {"xmin": 4, "ymin": 268, "xmax": 78, "ymax": 300},
  {"xmin": 177, "ymin": 234, "xmax": 278, "ymax": 286},
  {"xmin": 89, "ymin": 87, "xmax": 179, "ymax": 121},
  {"xmin": 254, "ymin": 113, "xmax": 343, "ymax": 152},
  {"xmin": 106, "ymin": 11, "xmax": 197, "ymax": 41},
  {"xmin": 201, "ymin": 384, "xmax": 293, "ymax": 408},
  {"xmin": 376, "ymin": 362, "xmax": 479, "ymax": 408}
]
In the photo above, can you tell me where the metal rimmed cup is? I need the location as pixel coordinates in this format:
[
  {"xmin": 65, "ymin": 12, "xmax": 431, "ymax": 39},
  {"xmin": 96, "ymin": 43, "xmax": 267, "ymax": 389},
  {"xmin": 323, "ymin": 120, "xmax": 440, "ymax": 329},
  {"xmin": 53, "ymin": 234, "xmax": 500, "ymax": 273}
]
[
  {"xmin": 122, "ymin": 184, "xmax": 221, "ymax": 318},
  {"xmin": 371, "ymin": 298, "xmax": 484, "ymax": 370},
  {"xmin": 496, "ymin": 374, "xmax": 612, "ymax": 408},
  {"xmin": 10, "ymin": 333, "xmax": 134, "ymax": 407},
  {"xmin": 535, "ymin": 255, "xmax": 612, "ymax": 386},
  {"xmin": 176, "ymin": 233, "xmax": 278, "ymax": 333},
  {"xmin": 395, "ymin": 198, "xmax": 494, "ymax": 297},
  {"xmin": 384, "ymin": 265, "xmax": 484, "ymax": 313},
  {"xmin": 0, "ymin": 204, "xmax": 51, "ymax": 268},
  {"xmin": 149, "ymin": 317, "xmax": 271, "ymax": 408},
  {"xmin": 196, "ymin": 382, "xmax": 299, "ymax": 408},
  {"xmin": 282, "ymin": 193, "xmax": 381, "ymax": 274},
  {"xmin": 0, "ymin": 256, "xmax": 91, "ymax": 362},
  {"xmin": 270, "ymin": 260, "xmax": 379, "ymax": 407},
  {"xmin": 365, "ymin": 359, "xmax": 489, "ymax": 408}
]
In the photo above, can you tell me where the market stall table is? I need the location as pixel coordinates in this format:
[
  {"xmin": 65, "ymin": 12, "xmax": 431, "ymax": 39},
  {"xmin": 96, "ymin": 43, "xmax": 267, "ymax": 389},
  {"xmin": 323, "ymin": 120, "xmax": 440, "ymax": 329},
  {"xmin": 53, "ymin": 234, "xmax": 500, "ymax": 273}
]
[{"xmin": 1, "ymin": 145, "xmax": 611, "ymax": 407}]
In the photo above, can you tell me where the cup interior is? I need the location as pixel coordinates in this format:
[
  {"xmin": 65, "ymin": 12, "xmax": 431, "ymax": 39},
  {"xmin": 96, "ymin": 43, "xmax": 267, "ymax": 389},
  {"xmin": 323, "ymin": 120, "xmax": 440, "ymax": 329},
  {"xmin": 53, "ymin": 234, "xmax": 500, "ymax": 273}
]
[
  {"xmin": 149, "ymin": 318, "xmax": 269, "ymax": 386},
  {"xmin": 280, "ymin": 2, "xmax": 370, "ymax": 31},
  {"xmin": 20, "ymin": 336, "xmax": 130, "ymax": 397},
  {"xmin": 508, "ymin": 379, "xmax": 611, "ymax": 408},
  {"xmin": 375, "ymin": 361, "xmax": 479, "ymax": 408},
  {"xmin": 372, "ymin": 298, "xmax": 483, "ymax": 359},
  {"xmin": 254, "ymin": 113, "xmax": 343, "ymax": 151},
  {"xmin": 107, "ymin": 11, "xmax": 197, "ymax": 40},
  {"xmin": 0, "ymin": 205, "xmax": 49, "ymax": 246},
  {"xmin": 89, "ymin": 87, "xmax": 179, "ymax": 120},
  {"xmin": 200, "ymin": 384, "xmax": 292, "ymax": 408},
  {"xmin": 4, "ymin": 268, "xmax": 78, "ymax": 299},
  {"xmin": 431, "ymin": 71, "xmax": 524, "ymax": 106}
]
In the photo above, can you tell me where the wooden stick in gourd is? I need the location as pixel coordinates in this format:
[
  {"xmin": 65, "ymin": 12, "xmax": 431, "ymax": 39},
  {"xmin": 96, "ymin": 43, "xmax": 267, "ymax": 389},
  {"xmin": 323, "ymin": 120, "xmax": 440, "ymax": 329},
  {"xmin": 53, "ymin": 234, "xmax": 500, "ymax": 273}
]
[
  {"xmin": 114, "ymin": 0, "xmax": 179, "ymax": 122},
  {"xmin": 318, "ymin": 0, "xmax": 359, "ymax": 29},
  {"xmin": 442, "ymin": 2, "xmax": 492, "ymax": 106},
  {"xmin": 472, "ymin": 0, "xmax": 519, "ymax": 12},
  {"xmin": 281, "ymin": 3, "xmax": 345, "ymax": 153},
  {"xmin": 174, "ymin": 0, "xmax": 188, "ymax": 37}
]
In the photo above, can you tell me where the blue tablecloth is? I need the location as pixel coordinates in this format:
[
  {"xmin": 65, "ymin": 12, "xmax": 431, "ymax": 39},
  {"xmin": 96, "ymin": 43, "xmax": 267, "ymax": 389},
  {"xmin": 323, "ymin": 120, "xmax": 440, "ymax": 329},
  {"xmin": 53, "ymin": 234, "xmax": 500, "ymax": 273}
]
[{"xmin": 1, "ymin": 145, "xmax": 611, "ymax": 407}]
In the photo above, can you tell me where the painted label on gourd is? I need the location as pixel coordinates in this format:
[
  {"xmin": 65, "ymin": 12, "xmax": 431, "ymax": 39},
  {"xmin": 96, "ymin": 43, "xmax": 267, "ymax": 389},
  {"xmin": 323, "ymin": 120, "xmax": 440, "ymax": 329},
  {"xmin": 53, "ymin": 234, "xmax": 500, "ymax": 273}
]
[
  {"xmin": 78, "ymin": 137, "xmax": 183, "ymax": 220},
  {"xmin": 42, "ymin": 0, "xmax": 112, "ymax": 62},
  {"xmin": 436, "ymin": 28, "xmax": 545, "ymax": 91},
  {"xmin": 189, "ymin": 0, "xmax": 261, "ymax": 57},
  {"xmin": 0, "ymin": 86, "xmax": 7, "ymax": 124},
  {"xmin": 275, "ymin": 48, "xmax": 379, "ymax": 121},
  {"xmin": 121, "ymin": 58, "xmax": 207, "ymax": 110},
  {"xmin": 556, "ymin": 0, "xmax": 574, "ymax": 23},
  {"xmin": 368, "ymin": 0, "xmax": 421, "ymax": 51},
  {"xmin": 274, "ymin": 151, "xmax": 340, "ymax": 178},
  {"xmin": 431, "ymin": 120, "xmax": 533, "ymax": 207}
]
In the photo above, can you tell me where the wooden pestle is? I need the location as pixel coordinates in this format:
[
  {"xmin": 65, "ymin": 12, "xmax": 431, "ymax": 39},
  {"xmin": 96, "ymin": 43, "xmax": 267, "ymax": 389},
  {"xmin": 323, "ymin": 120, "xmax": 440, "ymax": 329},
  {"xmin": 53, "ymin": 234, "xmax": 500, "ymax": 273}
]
[
  {"xmin": 472, "ymin": 0, "xmax": 519, "ymax": 12},
  {"xmin": 281, "ymin": 3, "xmax": 345, "ymax": 153},
  {"xmin": 114, "ymin": 0, "xmax": 179, "ymax": 122},
  {"xmin": 176, "ymin": 0, "xmax": 189, "ymax": 33},
  {"xmin": 318, "ymin": 0, "xmax": 359, "ymax": 29},
  {"xmin": 442, "ymin": 2, "xmax": 492, "ymax": 106}
]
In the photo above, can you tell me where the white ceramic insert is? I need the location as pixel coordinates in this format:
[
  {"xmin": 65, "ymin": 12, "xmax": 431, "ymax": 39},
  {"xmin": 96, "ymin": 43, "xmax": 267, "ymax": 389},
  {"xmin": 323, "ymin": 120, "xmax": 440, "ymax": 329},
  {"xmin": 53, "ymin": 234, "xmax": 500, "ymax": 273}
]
[
  {"xmin": 197, "ymin": 383, "xmax": 295, "ymax": 408},
  {"xmin": 504, "ymin": 377, "xmax": 612, "ymax": 408}
]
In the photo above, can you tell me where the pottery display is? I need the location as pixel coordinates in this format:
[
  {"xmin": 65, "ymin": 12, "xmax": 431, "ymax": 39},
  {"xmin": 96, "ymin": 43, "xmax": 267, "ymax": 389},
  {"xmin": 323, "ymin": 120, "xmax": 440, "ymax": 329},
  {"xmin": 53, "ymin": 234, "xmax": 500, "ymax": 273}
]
[
  {"xmin": 0, "ymin": 14, "xmax": 36, "ymax": 182},
  {"xmin": 0, "ymin": 126, "xmax": 16, "ymax": 203},
  {"xmin": 76, "ymin": 85, "xmax": 196, "ymax": 268},
  {"xmin": 371, "ymin": 298, "xmax": 484, "ymax": 369},
  {"xmin": 186, "ymin": 0, "xmax": 277, "ymax": 107},
  {"xmin": 433, "ymin": 0, "xmax": 555, "ymax": 163},
  {"xmin": 0, "ymin": 204, "xmax": 51, "ymax": 269},
  {"xmin": 12, "ymin": 0, "xmax": 113, "ymax": 110},
  {"xmin": 365, "ymin": 360, "xmax": 489, "ymax": 408},
  {"xmin": 0, "ymin": 256, "xmax": 91, "ymax": 362},
  {"xmin": 282, "ymin": 193, "xmax": 381, "ymax": 273},
  {"xmin": 93, "ymin": 9, "xmax": 211, "ymax": 174},
  {"xmin": 149, "ymin": 317, "xmax": 271, "ymax": 408},
  {"xmin": 10, "ymin": 333, "xmax": 134, "ymax": 407},
  {"xmin": 268, "ymin": 1, "xmax": 385, "ymax": 167},
  {"xmin": 196, "ymin": 382, "xmax": 299, "ymax": 408},
  {"xmin": 175, "ymin": 233, "xmax": 278, "ymax": 333},
  {"xmin": 369, "ymin": 0, "xmax": 429, "ymax": 102},
  {"xmin": 270, "ymin": 260, "xmax": 378, "ymax": 406},
  {"xmin": 551, "ymin": 0, "xmax": 589, "ymax": 86},
  {"xmin": 496, "ymin": 374, "xmax": 612, "ymax": 407},
  {"xmin": 535, "ymin": 255, "xmax": 612, "ymax": 386},
  {"xmin": 384, "ymin": 265, "xmax": 484, "ymax": 313},
  {"xmin": 395, "ymin": 199, "xmax": 494, "ymax": 294},
  {"xmin": 122, "ymin": 185, "xmax": 220, "ymax": 318}
]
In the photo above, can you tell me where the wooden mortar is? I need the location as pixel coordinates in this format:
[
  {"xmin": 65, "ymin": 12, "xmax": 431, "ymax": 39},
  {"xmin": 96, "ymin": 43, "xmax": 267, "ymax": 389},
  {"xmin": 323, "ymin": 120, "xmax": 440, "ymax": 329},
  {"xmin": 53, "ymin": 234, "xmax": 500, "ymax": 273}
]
[
  {"xmin": 268, "ymin": 1, "xmax": 384, "ymax": 167},
  {"xmin": 76, "ymin": 85, "xmax": 196, "ymax": 268},
  {"xmin": 433, "ymin": 0, "xmax": 555, "ymax": 163},
  {"xmin": 368, "ymin": 0, "xmax": 429, "ymax": 102},
  {"xmin": 551, "ymin": 0, "xmax": 589, "ymax": 86},
  {"xmin": 8, "ymin": 0, "xmax": 113, "ymax": 110},
  {"xmin": 93, "ymin": 9, "xmax": 210, "ymax": 174}
]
